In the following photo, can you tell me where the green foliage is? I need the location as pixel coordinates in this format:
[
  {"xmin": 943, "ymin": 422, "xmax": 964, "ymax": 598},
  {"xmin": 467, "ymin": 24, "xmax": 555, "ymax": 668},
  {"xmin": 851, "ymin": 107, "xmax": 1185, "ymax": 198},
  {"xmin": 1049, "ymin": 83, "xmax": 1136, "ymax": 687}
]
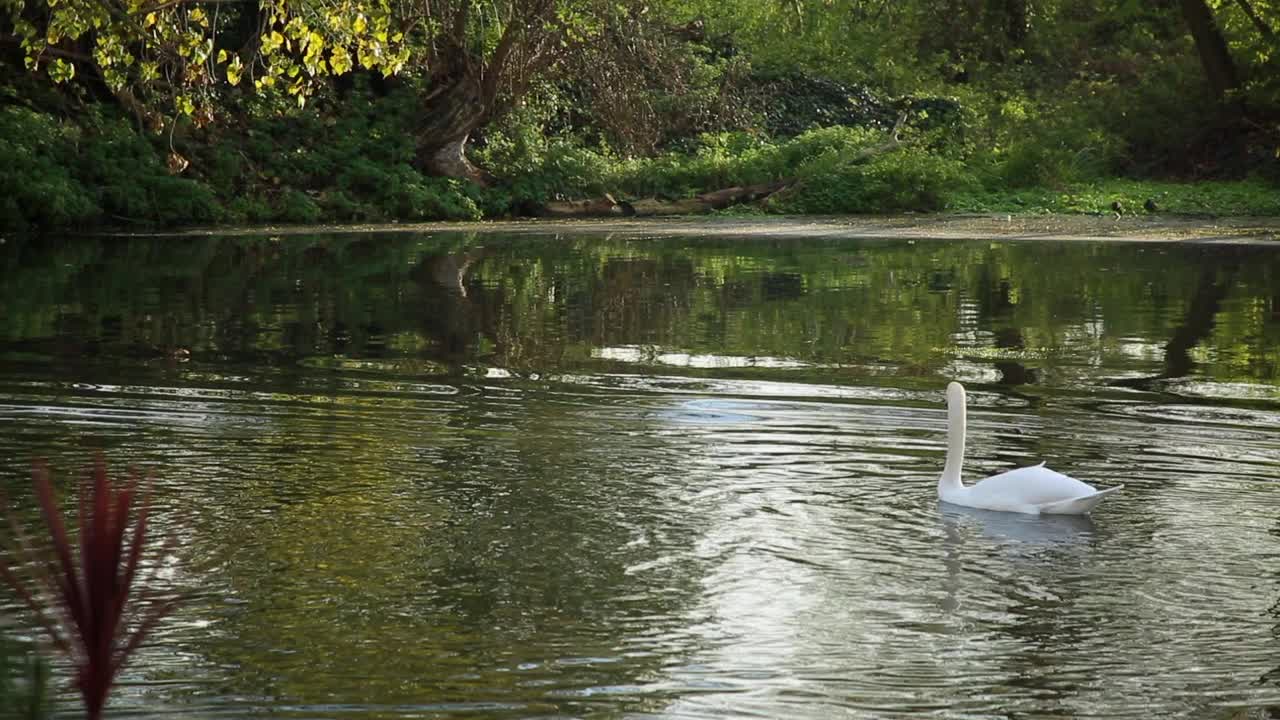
[
  {"xmin": 749, "ymin": 73, "xmax": 895, "ymax": 138},
  {"xmin": 0, "ymin": 105, "xmax": 232, "ymax": 229},
  {"xmin": 222, "ymin": 80, "xmax": 483, "ymax": 222},
  {"xmin": 277, "ymin": 189, "xmax": 323, "ymax": 224},
  {"xmin": 964, "ymin": 93, "xmax": 1123, "ymax": 187},
  {"xmin": 950, "ymin": 179, "xmax": 1280, "ymax": 216},
  {"xmin": 4, "ymin": 0, "xmax": 412, "ymax": 123},
  {"xmin": 0, "ymin": 107, "xmax": 98, "ymax": 229},
  {"xmin": 146, "ymin": 176, "xmax": 226, "ymax": 225},
  {"xmin": 317, "ymin": 190, "xmax": 366, "ymax": 222},
  {"xmin": 556, "ymin": 9, "xmax": 758, "ymax": 155},
  {"xmin": 481, "ymin": 123, "xmax": 977, "ymax": 216},
  {"xmin": 474, "ymin": 96, "xmax": 616, "ymax": 209},
  {"xmin": 226, "ymin": 196, "xmax": 275, "ymax": 224},
  {"xmin": 497, "ymin": 142, "xmax": 613, "ymax": 209},
  {"xmin": 606, "ymin": 126, "xmax": 883, "ymax": 199},
  {"xmin": 79, "ymin": 112, "xmax": 224, "ymax": 224},
  {"xmin": 780, "ymin": 146, "xmax": 979, "ymax": 213},
  {"xmin": 3, "ymin": 0, "xmax": 1279, "ymax": 232},
  {"xmin": 391, "ymin": 174, "xmax": 483, "ymax": 222}
]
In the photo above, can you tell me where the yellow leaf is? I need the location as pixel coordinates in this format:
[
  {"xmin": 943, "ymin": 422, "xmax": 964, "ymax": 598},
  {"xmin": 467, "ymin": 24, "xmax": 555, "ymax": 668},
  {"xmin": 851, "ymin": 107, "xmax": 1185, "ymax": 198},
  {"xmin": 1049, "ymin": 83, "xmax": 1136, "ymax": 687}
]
[
  {"xmin": 49, "ymin": 58, "xmax": 75, "ymax": 83},
  {"xmin": 144, "ymin": 12, "xmax": 156, "ymax": 27},
  {"xmin": 329, "ymin": 47, "xmax": 350, "ymax": 75},
  {"xmin": 217, "ymin": 49, "xmax": 228, "ymax": 64}
]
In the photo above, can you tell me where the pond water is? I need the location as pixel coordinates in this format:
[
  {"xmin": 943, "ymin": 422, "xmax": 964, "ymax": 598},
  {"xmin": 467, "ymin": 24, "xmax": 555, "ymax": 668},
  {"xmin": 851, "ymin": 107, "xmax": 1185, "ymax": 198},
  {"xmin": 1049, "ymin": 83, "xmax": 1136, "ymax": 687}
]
[{"xmin": 1, "ymin": 229, "xmax": 1278, "ymax": 719}]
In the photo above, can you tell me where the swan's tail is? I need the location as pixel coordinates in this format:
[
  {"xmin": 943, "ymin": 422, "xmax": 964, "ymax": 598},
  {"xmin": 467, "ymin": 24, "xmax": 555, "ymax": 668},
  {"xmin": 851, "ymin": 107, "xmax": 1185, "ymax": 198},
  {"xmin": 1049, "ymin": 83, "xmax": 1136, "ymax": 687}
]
[{"xmin": 1036, "ymin": 485, "xmax": 1124, "ymax": 515}]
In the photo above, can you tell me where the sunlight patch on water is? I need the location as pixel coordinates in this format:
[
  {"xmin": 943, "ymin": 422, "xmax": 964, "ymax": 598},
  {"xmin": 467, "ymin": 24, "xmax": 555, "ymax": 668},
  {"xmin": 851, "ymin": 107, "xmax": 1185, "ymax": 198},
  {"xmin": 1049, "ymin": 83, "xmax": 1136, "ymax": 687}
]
[{"xmin": 593, "ymin": 345, "xmax": 814, "ymax": 369}]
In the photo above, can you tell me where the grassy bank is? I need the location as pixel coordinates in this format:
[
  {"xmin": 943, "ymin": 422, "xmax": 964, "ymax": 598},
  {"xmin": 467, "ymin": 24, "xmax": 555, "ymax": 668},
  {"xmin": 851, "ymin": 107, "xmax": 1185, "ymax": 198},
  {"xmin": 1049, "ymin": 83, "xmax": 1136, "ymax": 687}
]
[
  {"xmin": 950, "ymin": 179, "xmax": 1280, "ymax": 217},
  {"xmin": 2, "ymin": 87, "xmax": 1277, "ymax": 234}
]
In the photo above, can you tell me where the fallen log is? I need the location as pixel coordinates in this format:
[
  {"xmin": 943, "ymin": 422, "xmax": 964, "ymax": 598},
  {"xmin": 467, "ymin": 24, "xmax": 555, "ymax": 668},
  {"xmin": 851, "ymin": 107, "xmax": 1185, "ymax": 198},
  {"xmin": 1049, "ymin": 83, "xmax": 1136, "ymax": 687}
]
[
  {"xmin": 541, "ymin": 181, "xmax": 792, "ymax": 218},
  {"xmin": 540, "ymin": 193, "xmax": 630, "ymax": 218}
]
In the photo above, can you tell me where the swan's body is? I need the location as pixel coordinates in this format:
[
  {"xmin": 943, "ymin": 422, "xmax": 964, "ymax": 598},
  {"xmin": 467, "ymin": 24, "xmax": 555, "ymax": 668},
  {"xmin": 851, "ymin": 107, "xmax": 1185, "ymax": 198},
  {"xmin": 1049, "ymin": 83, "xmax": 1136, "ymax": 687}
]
[{"xmin": 940, "ymin": 382, "xmax": 1121, "ymax": 515}]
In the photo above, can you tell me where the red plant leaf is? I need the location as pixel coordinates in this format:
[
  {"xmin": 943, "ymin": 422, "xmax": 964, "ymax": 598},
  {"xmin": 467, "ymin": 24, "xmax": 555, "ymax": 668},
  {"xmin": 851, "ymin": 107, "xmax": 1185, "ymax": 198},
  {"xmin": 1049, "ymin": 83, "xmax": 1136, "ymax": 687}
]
[
  {"xmin": 31, "ymin": 462, "xmax": 89, "ymax": 647},
  {"xmin": 113, "ymin": 483, "xmax": 149, "ymax": 640},
  {"xmin": 2, "ymin": 457, "xmax": 178, "ymax": 720}
]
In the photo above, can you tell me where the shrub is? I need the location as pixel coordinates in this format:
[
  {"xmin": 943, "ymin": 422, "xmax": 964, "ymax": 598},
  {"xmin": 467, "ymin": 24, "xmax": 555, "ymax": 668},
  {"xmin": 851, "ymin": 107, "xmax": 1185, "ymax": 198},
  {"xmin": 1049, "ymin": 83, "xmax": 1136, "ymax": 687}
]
[
  {"xmin": 606, "ymin": 126, "xmax": 893, "ymax": 202},
  {"xmin": 0, "ymin": 107, "xmax": 99, "ymax": 229},
  {"xmin": 145, "ymin": 176, "xmax": 224, "ymax": 225},
  {"xmin": 413, "ymin": 178, "xmax": 483, "ymax": 221},
  {"xmin": 750, "ymin": 72, "xmax": 895, "ymax": 138},
  {"xmin": 225, "ymin": 196, "xmax": 274, "ymax": 224},
  {"xmin": 317, "ymin": 190, "xmax": 368, "ymax": 221},
  {"xmin": 276, "ymin": 189, "xmax": 323, "ymax": 223},
  {"xmin": 779, "ymin": 146, "xmax": 978, "ymax": 213}
]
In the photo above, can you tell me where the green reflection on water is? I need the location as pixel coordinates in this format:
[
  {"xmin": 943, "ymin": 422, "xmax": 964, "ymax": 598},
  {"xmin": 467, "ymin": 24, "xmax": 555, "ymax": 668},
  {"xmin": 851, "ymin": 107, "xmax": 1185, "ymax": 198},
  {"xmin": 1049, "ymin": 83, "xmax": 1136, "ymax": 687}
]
[{"xmin": 1, "ymin": 233, "xmax": 1277, "ymax": 385}]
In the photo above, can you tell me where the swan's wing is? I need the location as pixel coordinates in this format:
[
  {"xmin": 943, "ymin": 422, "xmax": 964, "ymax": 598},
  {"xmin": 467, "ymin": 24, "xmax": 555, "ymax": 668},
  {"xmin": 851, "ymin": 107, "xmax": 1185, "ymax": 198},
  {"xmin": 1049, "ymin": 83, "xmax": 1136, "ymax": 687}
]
[
  {"xmin": 1036, "ymin": 485, "xmax": 1124, "ymax": 515},
  {"xmin": 968, "ymin": 464, "xmax": 1095, "ymax": 506}
]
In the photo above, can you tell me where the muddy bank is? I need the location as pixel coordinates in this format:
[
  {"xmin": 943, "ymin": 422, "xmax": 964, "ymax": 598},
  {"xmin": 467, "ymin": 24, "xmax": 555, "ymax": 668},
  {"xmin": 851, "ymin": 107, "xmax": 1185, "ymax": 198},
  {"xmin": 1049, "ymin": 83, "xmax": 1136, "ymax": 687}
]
[{"xmin": 146, "ymin": 214, "xmax": 1280, "ymax": 243}]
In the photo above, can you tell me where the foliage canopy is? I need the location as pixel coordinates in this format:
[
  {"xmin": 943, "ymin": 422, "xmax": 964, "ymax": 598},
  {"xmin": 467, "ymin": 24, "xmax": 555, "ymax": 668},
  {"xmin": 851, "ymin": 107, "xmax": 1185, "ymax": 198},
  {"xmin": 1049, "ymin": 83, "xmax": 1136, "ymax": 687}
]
[{"xmin": 0, "ymin": 0, "xmax": 1277, "ymax": 230}]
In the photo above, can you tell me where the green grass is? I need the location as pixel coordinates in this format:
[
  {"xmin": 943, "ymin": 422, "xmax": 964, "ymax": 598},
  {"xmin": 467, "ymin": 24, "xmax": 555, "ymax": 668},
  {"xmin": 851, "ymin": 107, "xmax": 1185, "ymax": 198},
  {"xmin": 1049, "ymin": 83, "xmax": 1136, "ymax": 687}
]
[{"xmin": 949, "ymin": 179, "xmax": 1280, "ymax": 217}]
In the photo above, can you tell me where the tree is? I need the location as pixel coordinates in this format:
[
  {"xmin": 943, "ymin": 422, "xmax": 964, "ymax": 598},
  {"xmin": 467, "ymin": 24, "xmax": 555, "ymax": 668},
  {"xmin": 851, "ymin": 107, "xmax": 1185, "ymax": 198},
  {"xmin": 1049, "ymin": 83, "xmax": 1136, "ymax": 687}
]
[
  {"xmin": 0, "ymin": 0, "xmax": 614, "ymax": 182},
  {"xmin": 398, "ymin": 0, "xmax": 604, "ymax": 184},
  {"xmin": 1179, "ymin": 0, "xmax": 1242, "ymax": 105},
  {"xmin": 0, "ymin": 0, "xmax": 410, "ymax": 126}
]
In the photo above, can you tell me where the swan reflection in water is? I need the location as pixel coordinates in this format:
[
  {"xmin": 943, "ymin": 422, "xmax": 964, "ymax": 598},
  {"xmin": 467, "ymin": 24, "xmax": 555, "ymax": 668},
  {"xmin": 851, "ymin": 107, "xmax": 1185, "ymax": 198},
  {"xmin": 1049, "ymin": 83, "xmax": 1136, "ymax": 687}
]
[
  {"xmin": 940, "ymin": 504, "xmax": 1097, "ymax": 546},
  {"xmin": 937, "ymin": 504, "xmax": 1098, "ymax": 615}
]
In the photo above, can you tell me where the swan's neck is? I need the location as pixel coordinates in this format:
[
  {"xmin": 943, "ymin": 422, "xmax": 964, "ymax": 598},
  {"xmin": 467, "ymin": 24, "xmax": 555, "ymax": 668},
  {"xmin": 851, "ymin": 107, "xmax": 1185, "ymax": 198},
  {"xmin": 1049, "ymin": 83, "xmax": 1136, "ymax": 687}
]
[{"xmin": 940, "ymin": 389, "xmax": 966, "ymax": 494}]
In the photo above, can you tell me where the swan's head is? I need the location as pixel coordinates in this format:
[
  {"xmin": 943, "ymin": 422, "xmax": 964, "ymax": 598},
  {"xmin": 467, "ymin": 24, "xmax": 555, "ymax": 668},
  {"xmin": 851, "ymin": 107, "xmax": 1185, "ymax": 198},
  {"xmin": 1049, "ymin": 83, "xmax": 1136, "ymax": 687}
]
[{"xmin": 946, "ymin": 381, "xmax": 966, "ymax": 407}]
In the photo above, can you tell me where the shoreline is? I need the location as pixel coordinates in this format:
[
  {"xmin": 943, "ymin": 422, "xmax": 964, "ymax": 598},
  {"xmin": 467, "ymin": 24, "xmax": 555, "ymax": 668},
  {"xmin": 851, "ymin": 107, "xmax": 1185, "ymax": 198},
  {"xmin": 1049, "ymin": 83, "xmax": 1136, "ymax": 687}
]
[{"xmin": 110, "ymin": 213, "xmax": 1280, "ymax": 244}]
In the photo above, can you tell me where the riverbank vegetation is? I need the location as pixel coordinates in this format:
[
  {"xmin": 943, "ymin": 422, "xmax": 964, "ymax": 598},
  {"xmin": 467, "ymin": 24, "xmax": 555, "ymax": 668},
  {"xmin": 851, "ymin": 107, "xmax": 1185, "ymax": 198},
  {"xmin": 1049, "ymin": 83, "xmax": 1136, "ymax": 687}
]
[{"xmin": 1, "ymin": 0, "xmax": 1278, "ymax": 231}]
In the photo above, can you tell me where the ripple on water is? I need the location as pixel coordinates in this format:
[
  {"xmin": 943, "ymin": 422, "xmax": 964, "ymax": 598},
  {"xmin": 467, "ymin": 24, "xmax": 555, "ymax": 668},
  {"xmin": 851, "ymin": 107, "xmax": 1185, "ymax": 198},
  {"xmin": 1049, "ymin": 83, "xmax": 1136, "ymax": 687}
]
[{"xmin": 2, "ymin": 365, "xmax": 1279, "ymax": 719}]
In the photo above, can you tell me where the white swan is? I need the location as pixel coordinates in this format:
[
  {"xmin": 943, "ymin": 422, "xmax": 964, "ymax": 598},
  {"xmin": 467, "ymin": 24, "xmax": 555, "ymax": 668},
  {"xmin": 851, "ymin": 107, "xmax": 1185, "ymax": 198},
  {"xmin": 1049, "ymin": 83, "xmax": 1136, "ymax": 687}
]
[{"xmin": 939, "ymin": 381, "xmax": 1121, "ymax": 515}]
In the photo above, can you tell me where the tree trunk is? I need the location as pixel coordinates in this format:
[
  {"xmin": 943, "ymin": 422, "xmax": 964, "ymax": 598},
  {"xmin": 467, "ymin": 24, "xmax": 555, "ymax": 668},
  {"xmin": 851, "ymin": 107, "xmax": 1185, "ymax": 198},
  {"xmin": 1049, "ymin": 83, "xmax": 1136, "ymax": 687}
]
[
  {"xmin": 424, "ymin": 135, "xmax": 494, "ymax": 186},
  {"xmin": 1179, "ymin": 0, "xmax": 1241, "ymax": 105},
  {"xmin": 1001, "ymin": 0, "xmax": 1028, "ymax": 46},
  {"xmin": 416, "ymin": 72, "xmax": 493, "ymax": 185}
]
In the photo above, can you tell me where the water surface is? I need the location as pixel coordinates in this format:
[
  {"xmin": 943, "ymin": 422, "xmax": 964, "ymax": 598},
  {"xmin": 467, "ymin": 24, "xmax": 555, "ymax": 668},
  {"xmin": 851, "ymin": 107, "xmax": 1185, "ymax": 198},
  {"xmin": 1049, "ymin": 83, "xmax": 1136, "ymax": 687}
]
[{"xmin": 1, "ymin": 230, "xmax": 1278, "ymax": 718}]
